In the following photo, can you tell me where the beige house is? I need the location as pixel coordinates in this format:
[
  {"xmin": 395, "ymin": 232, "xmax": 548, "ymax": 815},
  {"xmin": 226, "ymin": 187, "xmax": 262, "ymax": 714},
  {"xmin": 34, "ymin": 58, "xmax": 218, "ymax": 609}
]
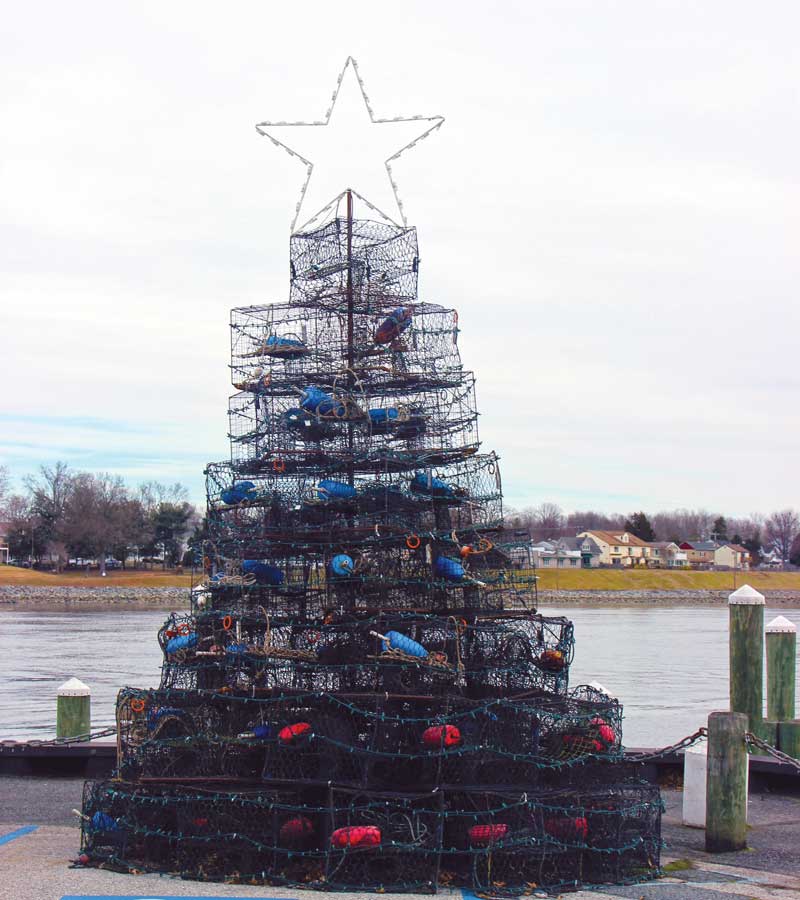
[
  {"xmin": 714, "ymin": 543, "xmax": 750, "ymax": 570},
  {"xmin": 576, "ymin": 531, "xmax": 650, "ymax": 567}
]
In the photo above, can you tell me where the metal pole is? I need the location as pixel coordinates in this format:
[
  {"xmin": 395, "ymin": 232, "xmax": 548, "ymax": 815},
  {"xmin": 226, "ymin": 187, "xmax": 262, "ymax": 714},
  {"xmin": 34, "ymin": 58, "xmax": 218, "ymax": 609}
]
[
  {"xmin": 705, "ymin": 710, "xmax": 748, "ymax": 852},
  {"xmin": 766, "ymin": 615, "xmax": 796, "ymax": 722},
  {"xmin": 728, "ymin": 584, "xmax": 764, "ymax": 729},
  {"xmin": 345, "ymin": 189, "xmax": 355, "ymax": 488}
]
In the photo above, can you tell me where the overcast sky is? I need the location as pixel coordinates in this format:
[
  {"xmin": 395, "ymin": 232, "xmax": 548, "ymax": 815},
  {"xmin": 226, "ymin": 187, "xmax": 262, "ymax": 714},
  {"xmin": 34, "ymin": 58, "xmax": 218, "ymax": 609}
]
[{"xmin": 1, "ymin": 1, "xmax": 798, "ymax": 516}]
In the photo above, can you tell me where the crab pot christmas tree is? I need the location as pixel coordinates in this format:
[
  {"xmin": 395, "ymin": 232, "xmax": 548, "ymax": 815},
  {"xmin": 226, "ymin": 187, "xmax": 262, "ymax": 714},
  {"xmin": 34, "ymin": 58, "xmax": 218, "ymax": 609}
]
[{"xmin": 79, "ymin": 194, "xmax": 661, "ymax": 893}]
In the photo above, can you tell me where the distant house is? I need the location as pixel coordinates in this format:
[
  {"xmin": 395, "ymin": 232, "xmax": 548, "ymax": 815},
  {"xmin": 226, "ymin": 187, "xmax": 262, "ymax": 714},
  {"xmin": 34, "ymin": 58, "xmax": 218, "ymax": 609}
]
[
  {"xmin": 530, "ymin": 540, "xmax": 582, "ymax": 568},
  {"xmin": 679, "ymin": 541, "xmax": 719, "ymax": 568},
  {"xmin": 555, "ymin": 536, "xmax": 602, "ymax": 568},
  {"xmin": 760, "ymin": 548, "xmax": 784, "ymax": 570},
  {"xmin": 714, "ymin": 543, "xmax": 751, "ymax": 570},
  {"xmin": 648, "ymin": 541, "xmax": 689, "ymax": 568},
  {"xmin": 576, "ymin": 530, "xmax": 650, "ymax": 567}
]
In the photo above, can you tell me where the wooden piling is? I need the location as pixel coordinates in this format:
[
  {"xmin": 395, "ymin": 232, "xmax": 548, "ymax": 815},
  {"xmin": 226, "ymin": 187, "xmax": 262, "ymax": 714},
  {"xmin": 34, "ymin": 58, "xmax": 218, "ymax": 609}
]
[
  {"xmin": 777, "ymin": 720, "xmax": 800, "ymax": 758},
  {"xmin": 705, "ymin": 710, "xmax": 748, "ymax": 853},
  {"xmin": 728, "ymin": 584, "xmax": 764, "ymax": 729},
  {"xmin": 766, "ymin": 616, "xmax": 796, "ymax": 723},
  {"xmin": 56, "ymin": 677, "xmax": 90, "ymax": 740}
]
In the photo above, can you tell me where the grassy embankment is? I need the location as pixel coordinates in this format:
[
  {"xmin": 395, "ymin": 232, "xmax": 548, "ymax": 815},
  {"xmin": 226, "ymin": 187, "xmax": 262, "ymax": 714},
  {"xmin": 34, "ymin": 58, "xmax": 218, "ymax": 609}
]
[
  {"xmin": 1, "ymin": 565, "xmax": 799, "ymax": 592},
  {"xmin": 0, "ymin": 565, "xmax": 193, "ymax": 588},
  {"xmin": 530, "ymin": 568, "xmax": 800, "ymax": 591}
]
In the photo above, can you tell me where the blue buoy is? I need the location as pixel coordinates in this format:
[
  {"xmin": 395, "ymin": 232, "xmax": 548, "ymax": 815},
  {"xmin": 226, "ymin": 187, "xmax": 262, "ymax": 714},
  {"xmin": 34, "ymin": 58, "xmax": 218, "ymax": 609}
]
[
  {"xmin": 300, "ymin": 386, "xmax": 345, "ymax": 417},
  {"xmin": 146, "ymin": 707, "xmax": 185, "ymax": 730},
  {"xmin": 434, "ymin": 556, "xmax": 467, "ymax": 582},
  {"xmin": 317, "ymin": 479, "xmax": 357, "ymax": 500},
  {"xmin": 166, "ymin": 632, "xmax": 198, "ymax": 654},
  {"xmin": 383, "ymin": 630, "xmax": 428, "ymax": 658},
  {"xmin": 225, "ymin": 643, "xmax": 249, "ymax": 655},
  {"xmin": 242, "ymin": 560, "xmax": 285, "ymax": 585},
  {"xmin": 90, "ymin": 812, "xmax": 118, "ymax": 833},
  {"xmin": 221, "ymin": 481, "xmax": 257, "ymax": 504},
  {"xmin": 368, "ymin": 407, "xmax": 400, "ymax": 424},
  {"xmin": 411, "ymin": 473, "xmax": 455, "ymax": 497},
  {"xmin": 330, "ymin": 554, "xmax": 355, "ymax": 577},
  {"xmin": 263, "ymin": 335, "xmax": 308, "ymax": 356}
]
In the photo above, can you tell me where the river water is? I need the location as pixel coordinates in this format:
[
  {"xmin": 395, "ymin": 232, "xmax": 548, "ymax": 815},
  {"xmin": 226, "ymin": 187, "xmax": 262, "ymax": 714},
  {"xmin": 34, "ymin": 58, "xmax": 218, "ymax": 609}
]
[{"xmin": 1, "ymin": 604, "xmax": 798, "ymax": 746}]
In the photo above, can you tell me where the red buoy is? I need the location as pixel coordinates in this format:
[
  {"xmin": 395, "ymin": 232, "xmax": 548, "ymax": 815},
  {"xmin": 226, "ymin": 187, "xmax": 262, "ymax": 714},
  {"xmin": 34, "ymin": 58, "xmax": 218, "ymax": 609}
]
[
  {"xmin": 279, "ymin": 721, "xmax": 312, "ymax": 745},
  {"xmin": 330, "ymin": 825, "xmax": 381, "ymax": 848},
  {"xmin": 468, "ymin": 823, "xmax": 508, "ymax": 847},
  {"xmin": 590, "ymin": 717, "xmax": 616, "ymax": 745},
  {"xmin": 544, "ymin": 816, "xmax": 589, "ymax": 841},
  {"xmin": 280, "ymin": 815, "xmax": 315, "ymax": 844},
  {"xmin": 422, "ymin": 724, "xmax": 462, "ymax": 748}
]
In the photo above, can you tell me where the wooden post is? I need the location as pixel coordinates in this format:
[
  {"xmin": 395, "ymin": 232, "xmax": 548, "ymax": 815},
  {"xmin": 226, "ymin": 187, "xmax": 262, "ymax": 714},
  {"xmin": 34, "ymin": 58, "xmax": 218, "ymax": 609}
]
[
  {"xmin": 728, "ymin": 584, "xmax": 764, "ymax": 729},
  {"xmin": 56, "ymin": 677, "xmax": 90, "ymax": 740},
  {"xmin": 777, "ymin": 720, "xmax": 800, "ymax": 757},
  {"xmin": 766, "ymin": 615, "xmax": 796, "ymax": 723},
  {"xmin": 705, "ymin": 710, "xmax": 748, "ymax": 853}
]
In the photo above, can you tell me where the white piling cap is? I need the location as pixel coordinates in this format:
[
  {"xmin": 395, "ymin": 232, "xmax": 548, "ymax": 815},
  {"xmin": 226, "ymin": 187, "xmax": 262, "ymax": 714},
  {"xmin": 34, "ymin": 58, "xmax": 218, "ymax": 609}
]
[
  {"xmin": 728, "ymin": 584, "xmax": 765, "ymax": 605},
  {"xmin": 58, "ymin": 677, "xmax": 90, "ymax": 697},
  {"xmin": 766, "ymin": 615, "xmax": 797, "ymax": 634}
]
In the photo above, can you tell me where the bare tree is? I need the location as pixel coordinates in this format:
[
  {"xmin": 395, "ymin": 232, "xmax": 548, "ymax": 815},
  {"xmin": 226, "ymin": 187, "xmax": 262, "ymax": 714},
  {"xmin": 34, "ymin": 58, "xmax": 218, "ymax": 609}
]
[
  {"xmin": 61, "ymin": 473, "xmax": 131, "ymax": 575},
  {"xmin": 138, "ymin": 481, "xmax": 189, "ymax": 514},
  {"xmin": 651, "ymin": 508, "xmax": 716, "ymax": 543},
  {"xmin": 0, "ymin": 464, "xmax": 9, "ymax": 515},
  {"xmin": 566, "ymin": 510, "xmax": 625, "ymax": 532},
  {"xmin": 529, "ymin": 502, "xmax": 565, "ymax": 540},
  {"xmin": 764, "ymin": 509, "xmax": 800, "ymax": 567},
  {"xmin": 23, "ymin": 462, "xmax": 73, "ymax": 570}
]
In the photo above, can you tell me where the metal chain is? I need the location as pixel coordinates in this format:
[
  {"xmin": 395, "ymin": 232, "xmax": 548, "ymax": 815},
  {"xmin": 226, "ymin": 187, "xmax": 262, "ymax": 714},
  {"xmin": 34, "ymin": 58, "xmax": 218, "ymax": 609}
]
[
  {"xmin": 745, "ymin": 731, "xmax": 800, "ymax": 772},
  {"xmin": 0, "ymin": 726, "xmax": 117, "ymax": 749},
  {"xmin": 625, "ymin": 727, "xmax": 708, "ymax": 762}
]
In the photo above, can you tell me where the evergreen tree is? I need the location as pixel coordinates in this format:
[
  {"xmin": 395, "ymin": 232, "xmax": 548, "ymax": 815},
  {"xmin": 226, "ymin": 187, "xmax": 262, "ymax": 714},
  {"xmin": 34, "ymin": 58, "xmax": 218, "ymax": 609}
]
[
  {"xmin": 624, "ymin": 511, "xmax": 656, "ymax": 542},
  {"xmin": 712, "ymin": 516, "xmax": 728, "ymax": 542}
]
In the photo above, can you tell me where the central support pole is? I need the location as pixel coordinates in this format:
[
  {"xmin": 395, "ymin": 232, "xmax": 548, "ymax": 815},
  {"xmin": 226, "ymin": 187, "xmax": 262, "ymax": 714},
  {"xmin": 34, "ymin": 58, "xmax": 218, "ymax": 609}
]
[
  {"xmin": 345, "ymin": 189, "xmax": 355, "ymax": 487},
  {"xmin": 728, "ymin": 584, "xmax": 764, "ymax": 729}
]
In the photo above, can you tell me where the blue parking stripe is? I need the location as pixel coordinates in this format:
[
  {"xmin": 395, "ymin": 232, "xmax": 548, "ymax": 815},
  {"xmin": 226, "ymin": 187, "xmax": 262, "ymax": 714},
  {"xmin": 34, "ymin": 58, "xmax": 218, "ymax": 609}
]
[
  {"xmin": 60, "ymin": 896, "xmax": 299, "ymax": 899},
  {"xmin": 0, "ymin": 824, "xmax": 38, "ymax": 846}
]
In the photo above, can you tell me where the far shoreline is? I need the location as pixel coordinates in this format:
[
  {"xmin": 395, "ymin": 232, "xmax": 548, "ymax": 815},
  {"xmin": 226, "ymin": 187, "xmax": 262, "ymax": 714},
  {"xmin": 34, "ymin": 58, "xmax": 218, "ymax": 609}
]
[{"xmin": 1, "ymin": 584, "xmax": 798, "ymax": 612}]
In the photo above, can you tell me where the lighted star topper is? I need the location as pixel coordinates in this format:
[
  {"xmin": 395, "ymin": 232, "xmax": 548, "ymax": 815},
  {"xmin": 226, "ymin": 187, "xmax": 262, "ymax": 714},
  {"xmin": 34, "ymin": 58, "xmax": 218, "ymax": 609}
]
[{"xmin": 256, "ymin": 56, "xmax": 444, "ymax": 233}]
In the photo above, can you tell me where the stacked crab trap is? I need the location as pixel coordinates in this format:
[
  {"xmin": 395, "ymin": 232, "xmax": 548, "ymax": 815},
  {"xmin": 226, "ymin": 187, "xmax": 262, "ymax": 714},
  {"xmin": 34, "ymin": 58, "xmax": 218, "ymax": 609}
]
[{"xmin": 80, "ymin": 208, "xmax": 662, "ymax": 893}]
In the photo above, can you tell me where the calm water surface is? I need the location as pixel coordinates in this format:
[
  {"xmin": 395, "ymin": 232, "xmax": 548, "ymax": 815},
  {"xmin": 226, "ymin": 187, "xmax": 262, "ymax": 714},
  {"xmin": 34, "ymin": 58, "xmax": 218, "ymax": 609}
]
[{"xmin": 1, "ymin": 604, "xmax": 798, "ymax": 746}]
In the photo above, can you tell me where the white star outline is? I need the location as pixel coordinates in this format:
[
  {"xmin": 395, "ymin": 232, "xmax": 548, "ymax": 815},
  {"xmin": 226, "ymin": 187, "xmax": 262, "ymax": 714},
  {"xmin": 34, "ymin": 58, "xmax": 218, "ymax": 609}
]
[{"xmin": 255, "ymin": 56, "xmax": 445, "ymax": 233}]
